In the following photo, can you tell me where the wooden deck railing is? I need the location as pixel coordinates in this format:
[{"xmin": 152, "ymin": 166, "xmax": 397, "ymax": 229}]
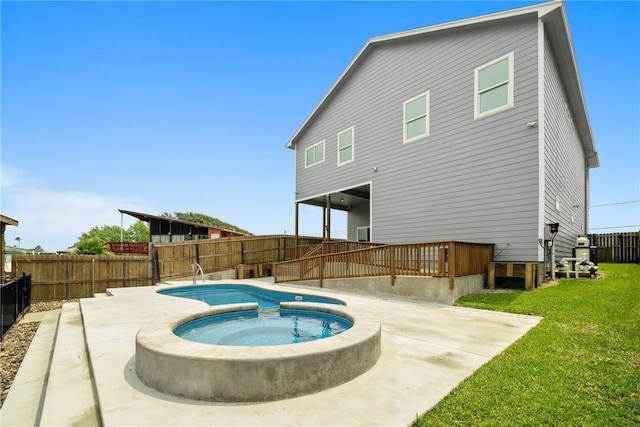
[
  {"xmin": 274, "ymin": 241, "xmax": 494, "ymax": 289},
  {"xmin": 296, "ymin": 241, "xmax": 383, "ymax": 258}
]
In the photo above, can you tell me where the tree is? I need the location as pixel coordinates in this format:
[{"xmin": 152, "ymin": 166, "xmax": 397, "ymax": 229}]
[
  {"xmin": 75, "ymin": 236, "xmax": 108, "ymax": 255},
  {"xmin": 79, "ymin": 225, "xmax": 122, "ymax": 244},
  {"xmin": 126, "ymin": 221, "xmax": 149, "ymax": 242},
  {"xmin": 161, "ymin": 212, "xmax": 252, "ymax": 235},
  {"xmin": 75, "ymin": 221, "xmax": 150, "ymax": 247}
]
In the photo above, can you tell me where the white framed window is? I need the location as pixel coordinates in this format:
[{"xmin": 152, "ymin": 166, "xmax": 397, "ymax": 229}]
[
  {"xmin": 337, "ymin": 127, "xmax": 354, "ymax": 166},
  {"xmin": 305, "ymin": 140, "xmax": 325, "ymax": 168},
  {"xmin": 357, "ymin": 226, "xmax": 370, "ymax": 243},
  {"xmin": 474, "ymin": 52, "xmax": 514, "ymax": 119},
  {"xmin": 403, "ymin": 91, "xmax": 430, "ymax": 143}
]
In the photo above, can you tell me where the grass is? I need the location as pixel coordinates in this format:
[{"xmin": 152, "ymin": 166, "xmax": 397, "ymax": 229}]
[{"xmin": 413, "ymin": 263, "xmax": 640, "ymax": 426}]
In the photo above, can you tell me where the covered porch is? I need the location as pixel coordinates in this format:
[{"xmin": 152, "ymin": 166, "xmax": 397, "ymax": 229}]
[{"xmin": 294, "ymin": 183, "xmax": 371, "ymax": 244}]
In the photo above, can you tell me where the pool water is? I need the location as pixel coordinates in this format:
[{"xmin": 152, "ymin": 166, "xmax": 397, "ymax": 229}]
[
  {"xmin": 159, "ymin": 284, "xmax": 344, "ymax": 308},
  {"xmin": 174, "ymin": 309, "xmax": 353, "ymax": 346}
]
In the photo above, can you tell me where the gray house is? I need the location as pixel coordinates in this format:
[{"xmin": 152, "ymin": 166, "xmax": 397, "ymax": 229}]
[{"xmin": 286, "ymin": 0, "xmax": 598, "ymax": 267}]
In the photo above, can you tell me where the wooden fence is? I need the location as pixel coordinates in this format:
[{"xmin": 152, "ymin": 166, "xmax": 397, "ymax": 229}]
[
  {"xmin": 588, "ymin": 232, "xmax": 639, "ymax": 263},
  {"xmin": 12, "ymin": 255, "xmax": 151, "ymax": 301},
  {"xmin": 154, "ymin": 235, "xmax": 323, "ymax": 281},
  {"xmin": 12, "ymin": 235, "xmax": 324, "ymax": 301},
  {"xmin": 274, "ymin": 241, "xmax": 494, "ymax": 289},
  {"xmin": 11, "ymin": 236, "xmax": 495, "ymax": 301}
]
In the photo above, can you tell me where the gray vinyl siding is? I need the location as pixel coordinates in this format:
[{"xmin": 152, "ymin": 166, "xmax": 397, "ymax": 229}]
[
  {"xmin": 347, "ymin": 204, "xmax": 370, "ymax": 241},
  {"xmin": 543, "ymin": 33, "xmax": 588, "ymax": 258},
  {"xmin": 294, "ymin": 18, "xmax": 541, "ymax": 262}
]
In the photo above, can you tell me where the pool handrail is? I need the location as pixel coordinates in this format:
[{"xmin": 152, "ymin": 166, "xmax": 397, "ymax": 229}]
[{"xmin": 191, "ymin": 263, "xmax": 204, "ymax": 284}]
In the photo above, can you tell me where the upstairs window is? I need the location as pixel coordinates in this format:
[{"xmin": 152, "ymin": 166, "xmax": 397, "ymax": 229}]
[
  {"xmin": 337, "ymin": 127, "xmax": 354, "ymax": 165},
  {"xmin": 305, "ymin": 141, "xmax": 325, "ymax": 168},
  {"xmin": 474, "ymin": 52, "xmax": 514, "ymax": 118},
  {"xmin": 403, "ymin": 91, "xmax": 430, "ymax": 143}
]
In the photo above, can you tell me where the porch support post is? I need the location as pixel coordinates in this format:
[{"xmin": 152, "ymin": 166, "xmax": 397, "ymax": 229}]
[
  {"xmin": 322, "ymin": 206, "xmax": 326, "ymax": 240},
  {"xmin": 326, "ymin": 194, "xmax": 331, "ymax": 241},
  {"xmin": 294, "ymin": 202, "xmax": 299, "ymax": 249},
  {"xmin": 448, "ymin": 241, "xmax": 456, "ymax": 290},
  {"xmin": 390, "ymin": 245, "xmax": 396, "ymax": 286}
]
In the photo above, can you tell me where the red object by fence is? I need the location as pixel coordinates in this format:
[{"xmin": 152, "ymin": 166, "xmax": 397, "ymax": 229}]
[{"xmin": 107, "ymin": 242, "xmax": 149, "ymax": 255}]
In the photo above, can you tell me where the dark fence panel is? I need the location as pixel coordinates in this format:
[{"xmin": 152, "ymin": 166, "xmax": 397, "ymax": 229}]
[
  {"xmin": 1, "ymin": 273, "xmax": 32, "ymax": 338},
  {"xmin": 588, "ymin": 232, "xmax": 639, "ymax": 263}
]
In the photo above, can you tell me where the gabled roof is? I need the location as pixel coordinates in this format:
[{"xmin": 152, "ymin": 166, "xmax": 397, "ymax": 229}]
[{"xmin": 286, "ymin": 0, "xmax": 598, "ymax": 168}]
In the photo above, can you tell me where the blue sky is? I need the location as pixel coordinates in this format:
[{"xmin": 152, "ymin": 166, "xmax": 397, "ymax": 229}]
[{"xmin": 1, "ymin": 1, "xmax": 638, "ymax": 252}]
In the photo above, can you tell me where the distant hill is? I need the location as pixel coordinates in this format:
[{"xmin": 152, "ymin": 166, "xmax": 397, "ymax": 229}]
[{"xmin": 160, "ymin": 212, "xmax": 253, "ymax": 236}]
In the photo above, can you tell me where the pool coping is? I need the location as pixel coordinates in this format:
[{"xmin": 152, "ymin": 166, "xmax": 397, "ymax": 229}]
[{"xmin": 135, "ymin": 301, "xmax": 381, "ymax": 402}]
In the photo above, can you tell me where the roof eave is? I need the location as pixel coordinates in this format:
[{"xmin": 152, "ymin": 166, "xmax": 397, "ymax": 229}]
[
  {"xmin": 1, "ymin": 215, "xmax": 19, "ymax": 226},
  {"xmin": 540, "ymin": 3, "xmax": 599, "ymax": 168}
]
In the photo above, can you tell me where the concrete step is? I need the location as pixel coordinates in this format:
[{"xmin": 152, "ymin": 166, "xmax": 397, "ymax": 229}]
[
  {"xmin": 0, "ymin": 312, "xmax": 60, "ymax": 426},
  {"xmin": 39, "ymin": 302, "xmax": 99, "ymax": 426}
]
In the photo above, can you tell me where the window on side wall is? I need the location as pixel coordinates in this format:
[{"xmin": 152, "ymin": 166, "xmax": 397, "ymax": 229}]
[
  {"xmin": 337, "ymin": 127, "xmax": 354, "ymax": 166},
  {"xmin": 403, "ymin": 91, "xmax": 430, "ymax": 143},
  {"xmin": 474, "ymin": 52, "xmax": 514, "ymax": 119},
  {"xmin": 305, "ymin": 140, "xmax": 325, "ymax": 168},
  {"xmin": 357, "ymin": 226, "xmax": 370, "ymax": 243}
]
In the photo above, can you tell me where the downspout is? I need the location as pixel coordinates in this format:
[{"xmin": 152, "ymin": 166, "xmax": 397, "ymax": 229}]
[{"xmin": 585, "ymin": 159, "xmax": 589, "ymax": 234}]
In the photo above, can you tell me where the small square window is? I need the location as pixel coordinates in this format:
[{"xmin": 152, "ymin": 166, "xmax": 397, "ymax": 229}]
[
  {"xmin": 337, "ymin": 127, "xmax": 354, "ymax": 166},
  {"xmin": 474, "ymin": 53, "xmax": 514, "ymax": 118},
  {"xmin": 403, "ymin": 92, "xmax": 430, "ymax": 143},
  {"xmin": 357, "ymin": 226, "xmax": 370, "ymax": 242},
  {"xmin": 305, "ymin": 141, "xmax": 325, "ymax": 168}
]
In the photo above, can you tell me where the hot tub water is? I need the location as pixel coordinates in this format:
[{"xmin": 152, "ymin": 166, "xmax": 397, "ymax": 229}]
[{"xmin": 174, "ymin": 308, "xmax": 353, "ymax": 346}]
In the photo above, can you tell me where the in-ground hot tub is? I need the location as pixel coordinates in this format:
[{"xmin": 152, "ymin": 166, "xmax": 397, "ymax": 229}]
[
  {"xmin": 175, "ymin": 307, "xmax": 353, "ymax": 346},
  {"xmin": 135, "ymin": 301, "xmax": 381, "ymax": 402}
]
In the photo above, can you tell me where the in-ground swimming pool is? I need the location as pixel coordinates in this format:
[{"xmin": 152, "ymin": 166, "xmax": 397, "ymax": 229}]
[
  {"xmin": 158, "ymin": 284, "xmax": 345, "ymax": 308},
  {"xmin": 174, "ymin": 308, "xmax": 353, "ymax": 346}
]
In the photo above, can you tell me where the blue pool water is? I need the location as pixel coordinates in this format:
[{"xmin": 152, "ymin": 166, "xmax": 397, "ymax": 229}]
[
  {"xmin": 174, "ymin": 309, "xmax": 353, "ymax": 346},
  {"xmin": 159, "ymin": 284, "xmax": 344, "ymax": 308}
]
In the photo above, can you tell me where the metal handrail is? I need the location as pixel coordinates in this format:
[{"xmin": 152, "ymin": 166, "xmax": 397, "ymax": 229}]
[{"xmin": 191, "ymin": 263, "xmax": 204, "ymax": 284}]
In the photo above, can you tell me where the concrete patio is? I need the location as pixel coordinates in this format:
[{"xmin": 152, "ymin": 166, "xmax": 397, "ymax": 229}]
[{"xmin": 1, "ymin": 278, "xmax": 541, "ymax": 426}]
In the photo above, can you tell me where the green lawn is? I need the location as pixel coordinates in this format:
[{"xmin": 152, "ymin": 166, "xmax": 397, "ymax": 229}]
[{"xmin": 413, "ymin": 263, "xmax": 640, "ymax": 426}]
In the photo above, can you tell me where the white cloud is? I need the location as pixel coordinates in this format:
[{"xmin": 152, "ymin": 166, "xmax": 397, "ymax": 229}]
[
  {"xmin": 1, "ymin": 164, "xmax": 27, "ymax": 189},
  {"xmin": 2, "ymin": 185, "xmax": 150, "ymax": 251}
]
